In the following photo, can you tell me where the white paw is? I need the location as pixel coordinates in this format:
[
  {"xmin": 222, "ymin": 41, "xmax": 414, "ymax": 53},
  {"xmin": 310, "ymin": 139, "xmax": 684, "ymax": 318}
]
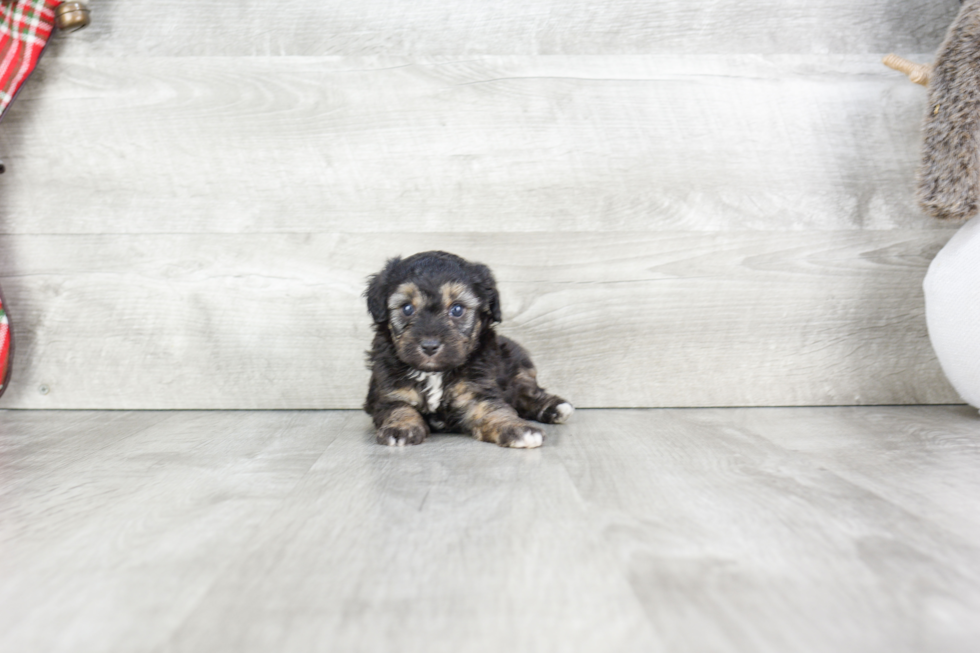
[
  {"xmin": 376, "ymin": 425, "xmax": 427, "ymax": 446},
  {"xmin": 508, "ymin": 429, "xmax": 544, "ymax": 449},
  {"xmin": 554, "ymin": 402, "xmax": 574, "ymax": 424}
]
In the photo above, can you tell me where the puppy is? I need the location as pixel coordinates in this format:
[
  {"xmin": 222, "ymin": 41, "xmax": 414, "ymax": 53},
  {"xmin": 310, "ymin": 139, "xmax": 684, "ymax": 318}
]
[{"xmin": 363, "ymin": 251, "xmax": 573, "ymax": 448}]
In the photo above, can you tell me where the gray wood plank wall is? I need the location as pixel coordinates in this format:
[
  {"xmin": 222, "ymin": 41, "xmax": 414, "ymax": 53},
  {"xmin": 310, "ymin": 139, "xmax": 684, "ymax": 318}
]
[{"xmin": 0, "ymin": 1, "xmax": 965, "ymax": 409}]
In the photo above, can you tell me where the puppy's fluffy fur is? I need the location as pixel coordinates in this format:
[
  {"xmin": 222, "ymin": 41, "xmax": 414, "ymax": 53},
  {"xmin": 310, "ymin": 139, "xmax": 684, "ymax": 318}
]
[
  {"xmin": 919, "ymin": 0, "xmax": 980, "ymax": 221},
  {"xmin": 363, "ymin": 251, "xmax": 572, "ymax": 448}
]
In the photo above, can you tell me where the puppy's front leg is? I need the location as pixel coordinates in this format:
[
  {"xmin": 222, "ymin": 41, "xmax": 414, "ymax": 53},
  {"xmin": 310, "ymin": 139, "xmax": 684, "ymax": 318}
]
[
  {"xmin": 473, "ymin": 404, "xmax": 545, "ymax": 449},
  {"xmin": 453, "ymin": 388, "xmax": 544, "ymax": 449},
  {"xmin": 373, "ymin": 403, "xmax": 430, "ymax": 446}
]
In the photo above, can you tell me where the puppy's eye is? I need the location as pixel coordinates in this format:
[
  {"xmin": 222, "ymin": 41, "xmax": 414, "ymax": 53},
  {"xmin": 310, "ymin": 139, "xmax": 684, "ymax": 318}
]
[
  {"xmin": 402, "ymin": 304, "xmax": 415, "ymax": 317},
  {"xmin": 449, "ymin": 304, "xmax": 465, "ymax": 318}
]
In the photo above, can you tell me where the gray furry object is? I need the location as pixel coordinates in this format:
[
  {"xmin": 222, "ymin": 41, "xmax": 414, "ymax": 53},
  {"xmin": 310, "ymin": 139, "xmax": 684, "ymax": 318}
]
[{"xmin": 919, "ymin": 0, "xmax": 980, "ymax": 221}]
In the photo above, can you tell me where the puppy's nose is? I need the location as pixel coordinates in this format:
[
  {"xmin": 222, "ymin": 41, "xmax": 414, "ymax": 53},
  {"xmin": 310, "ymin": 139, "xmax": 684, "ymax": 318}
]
[{"xmin": 420, "ymin": 339, "xmax": 442, "ymax": 356}]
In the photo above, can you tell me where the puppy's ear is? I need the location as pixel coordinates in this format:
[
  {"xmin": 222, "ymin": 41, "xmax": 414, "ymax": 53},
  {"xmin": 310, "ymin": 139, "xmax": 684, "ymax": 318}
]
[
  {"xmin": 471, "ymin": 262, "xmax": 502, "ymax": 323},
  {"xmin": 365, "ymin": 257, "xmax": 401, "ymax": 325}
]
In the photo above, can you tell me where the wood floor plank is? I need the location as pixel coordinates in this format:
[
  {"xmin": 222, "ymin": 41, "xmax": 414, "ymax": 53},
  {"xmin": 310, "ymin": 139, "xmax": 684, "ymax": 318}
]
[
  {"xmin": 1, "ymin": 408, "xmax": 979, "ymax": 652},
  {"xmin": 0, "ymin": 231, "xmax": 958, "ymax": 409},
  {"xmin": 0, "ymin": 411, "xmax": 345, "ymax": 653},
  {"xmin": 159, "ymin": 415, "xmax": 661, "ymax": 652},
  {"xmin": 553, "ymin": 408, "xmax": 980, "ymax": 653},
  {"xmin": 44, "ymin": 1, "xmax": 956, "ymax": 57},
  {"xmin": 723, "ymin": 405, "xmax": 980, "ymax": 542},
  {"xmin": 0, "ymin": 410, "xmax": 178, "ymax": 496},
  {"xmin": 0, "ymin": 55, "xmax": 944, "ymax": 234}
]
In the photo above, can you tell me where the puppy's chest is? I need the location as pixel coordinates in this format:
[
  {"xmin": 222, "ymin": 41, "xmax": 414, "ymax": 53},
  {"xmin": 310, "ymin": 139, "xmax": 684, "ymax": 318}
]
[{"xmin": 408, "ymin": 370, "xmax": 446, "ymax": 413}]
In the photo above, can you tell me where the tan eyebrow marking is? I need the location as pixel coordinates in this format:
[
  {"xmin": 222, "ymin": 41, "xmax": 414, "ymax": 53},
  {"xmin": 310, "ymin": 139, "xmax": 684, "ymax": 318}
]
[
  {"xmin": 440, "ymin": 282, "xmax": 480, "ymax": 310},
  {"xmin": 388, "ymin": 282, "xmax": 423, "ymax": 311},
  {"xmin": 387, "ymin": 282, "xmax": 427, "ymax": 333}
]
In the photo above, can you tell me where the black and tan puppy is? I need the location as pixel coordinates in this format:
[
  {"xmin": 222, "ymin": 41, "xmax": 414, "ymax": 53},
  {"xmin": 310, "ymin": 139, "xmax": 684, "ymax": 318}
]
[{"xmin": 364, "ymin": 251, "xmax": 572, "ymax": 448}]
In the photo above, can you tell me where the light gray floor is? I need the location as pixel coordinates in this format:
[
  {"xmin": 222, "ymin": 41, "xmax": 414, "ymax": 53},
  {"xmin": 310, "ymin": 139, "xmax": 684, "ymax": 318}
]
[{"xmin": 1, "ymin": 407, "xmax": 979, "ymax": 653}]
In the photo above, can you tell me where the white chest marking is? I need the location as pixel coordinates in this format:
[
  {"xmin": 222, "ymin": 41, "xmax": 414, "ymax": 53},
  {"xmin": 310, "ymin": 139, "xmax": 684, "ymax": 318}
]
[{"xmin": 409, "ymin": 370, "xmax": 444, "ymax": 413}]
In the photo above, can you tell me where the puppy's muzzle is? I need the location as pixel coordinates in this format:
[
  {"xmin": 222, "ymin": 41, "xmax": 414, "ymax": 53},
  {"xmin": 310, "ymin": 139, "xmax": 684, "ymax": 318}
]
[{"xmin": 420, "ymin": 339, "xmax": 442, "ymax": 357}]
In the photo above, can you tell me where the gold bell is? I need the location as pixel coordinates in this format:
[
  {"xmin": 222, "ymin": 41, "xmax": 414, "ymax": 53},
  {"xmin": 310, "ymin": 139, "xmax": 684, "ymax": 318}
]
[{"xmin": 55, "ymin": 2, "xmax": 91, "ymax": 32}]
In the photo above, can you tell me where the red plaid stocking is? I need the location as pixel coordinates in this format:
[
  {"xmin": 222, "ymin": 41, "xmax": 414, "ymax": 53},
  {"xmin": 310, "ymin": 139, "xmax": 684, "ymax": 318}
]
[
  {"xmin": 0, "ymin": 0, "xmax": 57, "ymax": 395},
  {"xmin": 1, "ymin": 0, "xmax": 57, "ymax": 118},
  {"xmin": 0, "ymin": 289, "xmax": 9, "ymax": 397}
]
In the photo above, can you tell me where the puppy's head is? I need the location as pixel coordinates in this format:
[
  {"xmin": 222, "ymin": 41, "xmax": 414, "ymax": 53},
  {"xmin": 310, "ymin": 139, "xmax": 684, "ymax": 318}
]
[{"xmin": 365, "ymin": 251, "xmax": 501, "ymax": 372}]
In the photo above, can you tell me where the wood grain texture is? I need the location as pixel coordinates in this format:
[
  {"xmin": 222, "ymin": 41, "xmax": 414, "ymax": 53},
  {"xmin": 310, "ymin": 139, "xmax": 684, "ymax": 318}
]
[
  {"xmin": 42, "ymin": 1, "xmax": 960, "ymax": 57},
  {"xmin": 163, "ymin": 413, "xmax": 659, "ymax": 653},
  {"xmin": 729, "ymin": 406, "xmax": 980, "ymax": 543},
  {"xmin": 554, "ymin": 407, "xmax": 980, "ymax": 653},
  {"xmin": 0, "ymin": 231, "xmax": 959, "ymax": 409},
  {"xmin": 2, "ymin": 407, "xmax": 979, "ymax": 652},
  {"xmin": 0, "ymin": 411, "xmax": 344, "ymax": 653},
  {"xmin": 0, "ymin": 2, "xmax": 963, "ymax": 410},
  {"xmin": 0, "ymin": 55, "xmax": 947, "ymax": 234}
]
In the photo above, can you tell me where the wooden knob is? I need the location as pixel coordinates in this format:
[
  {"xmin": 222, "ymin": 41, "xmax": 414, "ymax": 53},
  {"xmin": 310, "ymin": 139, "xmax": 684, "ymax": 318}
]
[
  {"xmin": 882, "ymin": 54, "xmax": 931, "ymax": 86},
  {"xmin": 55, "ymin": 2, "xmax": 91, "ymax": 32}
]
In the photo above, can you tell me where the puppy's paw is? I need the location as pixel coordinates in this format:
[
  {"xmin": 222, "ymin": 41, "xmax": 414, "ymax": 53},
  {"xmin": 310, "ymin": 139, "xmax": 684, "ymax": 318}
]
[
  {"xmin": 540, "ymin": 398, "xmax": 574, "ymax": 424},
  {"xmin": 377, "ymin": 423, "xmax": 428, "ymax": 446},
  {"xmin": 499, "ymin": 424, "xmax": 545, "ymax": 449}
]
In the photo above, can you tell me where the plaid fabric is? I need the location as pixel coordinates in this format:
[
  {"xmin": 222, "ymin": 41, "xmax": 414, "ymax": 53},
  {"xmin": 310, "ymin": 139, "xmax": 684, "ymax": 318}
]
[
  {"xmin": 0, "ymin": 295, "xmax": 9, "ymax": 397},
  {"xmin": 0, "ymin": 1, "xmax": 55, "ymax": 396},
  {"xmin": 0, "ymin": 0, "xmax": 58, "ymax": 118}
]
